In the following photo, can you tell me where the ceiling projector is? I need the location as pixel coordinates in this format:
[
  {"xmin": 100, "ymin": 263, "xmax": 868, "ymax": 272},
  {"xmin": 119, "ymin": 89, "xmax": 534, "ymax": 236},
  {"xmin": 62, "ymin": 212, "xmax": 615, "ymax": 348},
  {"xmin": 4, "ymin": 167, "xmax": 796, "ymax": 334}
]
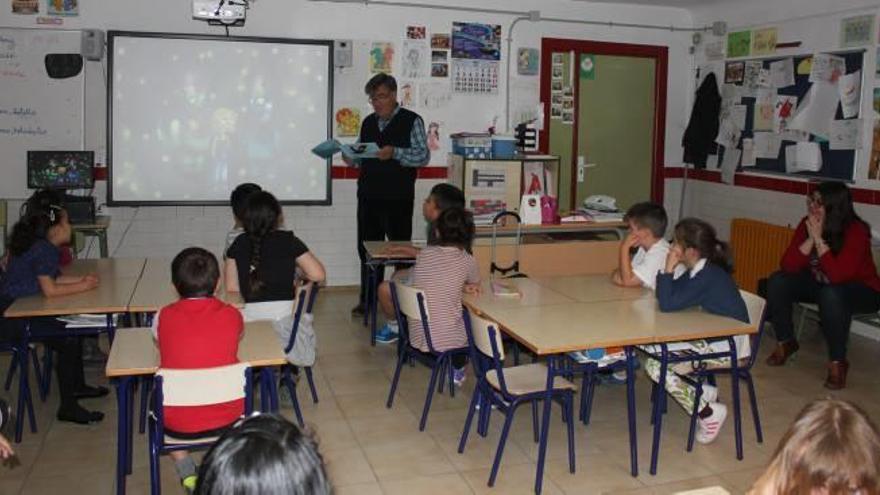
[{"xmin": 193, "ymin": 0, "xmax": 246, "ymax": 23}]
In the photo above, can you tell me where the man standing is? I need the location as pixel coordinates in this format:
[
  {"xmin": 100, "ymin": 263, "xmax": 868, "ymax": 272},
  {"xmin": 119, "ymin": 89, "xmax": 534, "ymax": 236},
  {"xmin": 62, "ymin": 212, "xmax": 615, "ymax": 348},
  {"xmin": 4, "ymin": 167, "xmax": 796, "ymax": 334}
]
[{"xmin": 346, "ymin": 74, "xmax": 430, "ymax": 318}]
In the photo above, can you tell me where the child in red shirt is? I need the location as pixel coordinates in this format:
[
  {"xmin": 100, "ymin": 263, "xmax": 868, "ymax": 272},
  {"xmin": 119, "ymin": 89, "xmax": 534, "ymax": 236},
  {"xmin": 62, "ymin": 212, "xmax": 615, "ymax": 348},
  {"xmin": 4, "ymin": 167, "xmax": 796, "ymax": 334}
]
[{"xmin": 153, "ymin": 247, "xmax": 244, "ymax": 492}]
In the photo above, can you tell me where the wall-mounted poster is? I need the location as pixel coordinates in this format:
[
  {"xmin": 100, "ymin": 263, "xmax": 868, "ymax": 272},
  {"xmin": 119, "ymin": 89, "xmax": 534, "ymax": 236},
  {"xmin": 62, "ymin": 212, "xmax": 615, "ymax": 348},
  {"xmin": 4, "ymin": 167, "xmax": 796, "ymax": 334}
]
[
  {"xmin": 517, "ymin": 48, "xmax": 539, "ymax": 75},
  {"xmin": 335, "ymin": 108, "xmax": 361, "ymax": 137},
  {"xmin": 369, "ymin": 42, "xmax": 394, "ymax": 73},
  {"xmin": 727, "ymin": 30, "xmax": 751, "ymax": 58},
  {"xmin": 47, "ymin": 0, "xmax": 78, "ymax": 16},
  {"xmin": 12, "ymin": 0, "xmax": 38, "ymax": 13},
  {"xmin": 752, "ymin": 27, "xmax": 777, "ymax": 55},
  {"xmin": 452, "ymin": 22, "xmax": 501, "ymax": 61},
  {"xmin": 841, "ymin": 14, "xmax": 874, "ymax": 48}
]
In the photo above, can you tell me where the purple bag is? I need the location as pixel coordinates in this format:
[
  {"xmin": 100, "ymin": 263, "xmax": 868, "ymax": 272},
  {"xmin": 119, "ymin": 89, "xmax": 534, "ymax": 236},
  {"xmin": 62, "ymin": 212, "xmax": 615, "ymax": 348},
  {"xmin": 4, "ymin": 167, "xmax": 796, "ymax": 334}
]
[{"xmin": 541, "ymin": 196, "xmax": 558, "ymax": 224}]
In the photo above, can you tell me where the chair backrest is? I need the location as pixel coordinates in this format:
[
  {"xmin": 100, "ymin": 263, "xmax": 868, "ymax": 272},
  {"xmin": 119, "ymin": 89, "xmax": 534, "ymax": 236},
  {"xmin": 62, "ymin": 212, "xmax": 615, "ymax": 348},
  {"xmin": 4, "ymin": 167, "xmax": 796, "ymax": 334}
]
[
  {"xmin": 464, "ymin": 308, "xmax": 505, "ymax": 361},
  {"xmin": 390, "ymin": 282, "xmax": 437, "ymax": 352},
  {"xmin": 463, "ymin": 307, "xmax": 512, "ymax": 396},
  {"xmin": 739, "ymin": 289, "xmax": 767, "ymax": 370},
  {"xmin": 157, "ymin": 362, "xmax": 249, "ymax": 407},
  {"xmin": 284, "ymin": 282, "xmax": 319, "ymax": 354}
]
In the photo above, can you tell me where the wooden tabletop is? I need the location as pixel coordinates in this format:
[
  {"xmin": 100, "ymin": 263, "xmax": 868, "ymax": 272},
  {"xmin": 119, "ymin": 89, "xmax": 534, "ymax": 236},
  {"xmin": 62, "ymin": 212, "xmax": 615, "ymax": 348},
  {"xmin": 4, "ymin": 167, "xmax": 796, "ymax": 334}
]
[
  {"xmin": 530, "ymin": 274, "xmax": 652, "ymax": 303},
  {"xmin": 362, "ymin": 240, "xmax": 425, "ymax": 260},
  {"xmin": 3, "ymin": 258, "xmax": 147, "ymax": 318},
  {"xmin": 106, "ymin": 321, "xmax": 286, "ymax": 377},
  {"xmin": 474, "ymin": 221, "xmax": 627, "ymax": 237},
  {"xmin": 128, "ymin": 257, "xmax": 243, "ymax": 312},
  {"xmin": 71, "ymin": 215, "xmax": 111, "ymax": 230},
  {"xmin": 463, "ymin": 277, "xmax": 575, "ymax": 315}
]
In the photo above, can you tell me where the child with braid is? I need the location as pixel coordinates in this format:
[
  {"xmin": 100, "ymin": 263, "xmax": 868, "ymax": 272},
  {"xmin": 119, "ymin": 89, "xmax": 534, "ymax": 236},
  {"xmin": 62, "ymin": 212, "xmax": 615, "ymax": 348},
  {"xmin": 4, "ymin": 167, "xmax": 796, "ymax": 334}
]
[{"xmin": 225, "ymin": 191, "xmax": 326, "ymax": 322}]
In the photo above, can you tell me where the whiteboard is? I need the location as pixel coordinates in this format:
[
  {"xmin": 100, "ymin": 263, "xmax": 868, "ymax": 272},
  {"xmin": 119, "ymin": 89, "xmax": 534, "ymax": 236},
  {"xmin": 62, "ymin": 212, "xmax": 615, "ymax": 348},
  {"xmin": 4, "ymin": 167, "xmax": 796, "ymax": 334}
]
[
  {"xmin": 0, "ymin": 28, "xmax": 85, "ymax": 199},
  {"xmin": 108, "ymin": 32, "xmax": 333, "ymax": 205}
]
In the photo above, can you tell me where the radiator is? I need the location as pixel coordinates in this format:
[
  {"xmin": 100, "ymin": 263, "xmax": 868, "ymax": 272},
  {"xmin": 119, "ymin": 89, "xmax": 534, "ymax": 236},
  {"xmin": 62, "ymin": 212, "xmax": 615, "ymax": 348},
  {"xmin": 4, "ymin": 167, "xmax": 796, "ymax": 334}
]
[{"xmin": 729, "ymin": 218, "xmax": 794, "ymax": 293}]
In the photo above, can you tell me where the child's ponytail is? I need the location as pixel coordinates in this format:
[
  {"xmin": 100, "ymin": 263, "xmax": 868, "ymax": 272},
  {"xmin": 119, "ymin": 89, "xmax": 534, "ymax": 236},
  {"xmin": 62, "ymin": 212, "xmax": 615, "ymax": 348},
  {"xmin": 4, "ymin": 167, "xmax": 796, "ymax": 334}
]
[
  {"xmin": 673, "ymin": 217, "xmax": 734, "ymax": 273},
  {"xmin": 711, "ymin": 239, "xmax": 733, "ymax": 273},
  {"xmin": 242, "ymin": 191, "xmax": 282, "ymax": 296}
]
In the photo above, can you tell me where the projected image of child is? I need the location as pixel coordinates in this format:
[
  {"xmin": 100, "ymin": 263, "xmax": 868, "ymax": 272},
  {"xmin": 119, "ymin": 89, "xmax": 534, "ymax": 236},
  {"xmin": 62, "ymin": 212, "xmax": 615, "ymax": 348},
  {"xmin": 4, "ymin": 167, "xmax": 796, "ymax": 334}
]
[{"xmin": 210, "ymin": 107, "xmax": 238, "ymax": 191}]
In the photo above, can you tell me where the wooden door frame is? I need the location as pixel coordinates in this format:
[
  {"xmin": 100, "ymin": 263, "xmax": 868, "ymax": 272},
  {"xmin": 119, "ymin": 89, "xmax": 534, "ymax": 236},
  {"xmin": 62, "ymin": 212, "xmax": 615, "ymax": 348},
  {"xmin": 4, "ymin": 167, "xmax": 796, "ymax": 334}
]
[{"xmin": 539, "ymin": 38, "xmax": 668, "ymax": 209}]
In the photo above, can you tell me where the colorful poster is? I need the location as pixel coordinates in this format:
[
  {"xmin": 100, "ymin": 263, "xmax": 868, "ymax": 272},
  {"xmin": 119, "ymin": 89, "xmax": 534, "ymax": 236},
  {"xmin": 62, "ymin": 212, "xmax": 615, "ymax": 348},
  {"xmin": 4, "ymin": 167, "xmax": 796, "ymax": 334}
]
[
  {"xmin": 724, "ymin": 61, "xmax": 744, "ymax": 83},
  {"xmin": 12, "ymin": 0, "xmax": 38, "ymax": 13},
  {"xmin": 400, "ymin": 40, "xmax": 428, "ymax": 78},
  {"xmin": 451, "ymin": 22, "xmax": 501, "ymax": 61},
  {"xmin": 580, "ymin": 54, "xmax": 595, "ymax": 80},
  {"xmin": 774, "ymin": 95, "xmax": 798, "ymax": 133},
  {"xmin": 369, "ymin": 42, "xmax": 394, "ymax": 73},
  {"xmin": 406, "ymin": 25, "xmax": 426, "ymax": 39},
  {"xmin": 46, "ymin": 0, "xmax": 76, "ymax": 15},
  {"xmin": 430, "ymin": 34, "xmax": 450, "ymax": 49},
  {"xmin": 727, "ymin": 30, "xmax": 751, "ymax": 58},
  {"xmin": 752, "ymin": 27, "xmax": 777, "ymax": 55},
  {"xmin": 517, "ymin": 48, "xmax": 539, "ymax": 76},
  {"xmin": 841, "ymin": 14, "xmax": 874, "ymax": 48},
  {"xmin": 334, "ymin": 108, "xmax": 361, "ymax": 137}
]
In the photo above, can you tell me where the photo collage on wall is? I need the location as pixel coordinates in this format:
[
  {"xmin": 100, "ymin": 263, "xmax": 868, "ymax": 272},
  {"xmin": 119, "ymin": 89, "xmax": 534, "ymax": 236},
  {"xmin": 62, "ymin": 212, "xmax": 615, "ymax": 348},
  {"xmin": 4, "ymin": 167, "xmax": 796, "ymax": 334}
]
[{"xmin": 550, "ymin": 53, "xmax": 574, "ymax": 124}]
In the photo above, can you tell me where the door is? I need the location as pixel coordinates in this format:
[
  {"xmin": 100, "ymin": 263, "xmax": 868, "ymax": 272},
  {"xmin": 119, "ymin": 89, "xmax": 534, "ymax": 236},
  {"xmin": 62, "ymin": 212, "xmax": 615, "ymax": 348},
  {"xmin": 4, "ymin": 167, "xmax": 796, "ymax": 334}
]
[{"xmin": 541, "ymin": 39, "xmax": 667, "ymax": 212}]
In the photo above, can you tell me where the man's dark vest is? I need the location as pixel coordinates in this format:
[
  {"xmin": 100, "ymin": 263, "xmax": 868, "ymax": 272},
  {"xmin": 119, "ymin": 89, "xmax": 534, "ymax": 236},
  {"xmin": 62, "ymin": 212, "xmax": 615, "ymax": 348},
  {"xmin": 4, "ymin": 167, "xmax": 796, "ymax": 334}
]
[{"xmin": 357, "ymin": 107, "xmax": 420, "ymax": 200}]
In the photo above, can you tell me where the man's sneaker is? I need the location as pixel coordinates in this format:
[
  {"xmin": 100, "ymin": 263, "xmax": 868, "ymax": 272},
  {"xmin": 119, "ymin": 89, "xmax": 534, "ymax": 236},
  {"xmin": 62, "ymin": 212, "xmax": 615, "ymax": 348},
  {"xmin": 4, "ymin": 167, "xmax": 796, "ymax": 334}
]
[
  {"xmin": 351, "ymin": 303, "xmax": 366, "ymax": 318},
  {"xmin": 696, "ymin": 402, "xmax": 728, "ymax": 444},
  {"xmin": 453, "ymin": 367, "xmax": 466, "ymax": 387},
  {"xmin": 375, "ymin": 323, "xmax": 399, "ymax": 344}
]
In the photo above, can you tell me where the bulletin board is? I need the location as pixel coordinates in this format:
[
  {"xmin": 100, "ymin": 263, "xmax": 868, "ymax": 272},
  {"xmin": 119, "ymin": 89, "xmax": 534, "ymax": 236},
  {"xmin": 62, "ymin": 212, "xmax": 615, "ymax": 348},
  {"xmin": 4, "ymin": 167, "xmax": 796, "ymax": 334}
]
[{"xmin": 721, "ymin": 50, "xmax": 863, "ymax": 180}]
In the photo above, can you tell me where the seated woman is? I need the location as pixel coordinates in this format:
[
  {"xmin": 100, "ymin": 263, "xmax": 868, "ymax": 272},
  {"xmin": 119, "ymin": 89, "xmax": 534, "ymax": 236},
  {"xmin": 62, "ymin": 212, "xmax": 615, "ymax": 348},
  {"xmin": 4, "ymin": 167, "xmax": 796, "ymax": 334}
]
[{"xmin": 765, "ymin": 182, "xmax": 880, "ymax": 389}]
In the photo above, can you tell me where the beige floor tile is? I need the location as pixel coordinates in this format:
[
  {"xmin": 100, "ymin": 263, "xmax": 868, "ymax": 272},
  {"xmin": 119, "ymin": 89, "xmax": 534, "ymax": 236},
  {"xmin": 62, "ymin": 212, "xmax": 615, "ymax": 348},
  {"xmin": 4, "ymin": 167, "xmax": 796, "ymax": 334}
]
[
  {"xmin": 460, "ymin": 462, "xmax": 565, "ymax": 495},
  {"xmin": 323, "ymin": 448, "xmax": 377, "ymax": 486},
  {"xmin": 334, "ymin": 481, "xmax": 385, "ymax": 495},
  {"xmin": 362, "ymin": 434, "xmax": 457, "ymax": 481},
  {"xmin": 21, "ymin": 470, "xmax": 114, "ymax": 495},
  {"xmin": 433, "ymin": 429, "xmax": 531, "ymax": 471},
  {"xmin": 380, "ymin": 473, "xmax": 473, "ymax": 495},
  {"xmin": 544, "ymin": 453, "xmax": 645, "ymax": 494}
]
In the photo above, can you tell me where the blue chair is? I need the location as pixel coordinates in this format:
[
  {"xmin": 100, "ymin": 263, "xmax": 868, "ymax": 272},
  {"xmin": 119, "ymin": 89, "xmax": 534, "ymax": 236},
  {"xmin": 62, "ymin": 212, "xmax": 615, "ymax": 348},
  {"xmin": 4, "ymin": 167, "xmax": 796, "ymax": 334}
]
[
  {"xmin": 641, "ymin": 290, "xmax": 766, "ymax": 474},
  {"xmin": 148, "ymin": 363, "xmax": 253, "ymax": 495},
  {"xmin": 0, "ymin": 338, "xmax": 36, "ymax": 443},
  {"xmin": 277, "ymin": 282, "xmax": 321, "ymax": 427},
  {"xmin": 386, "ymin": 282, "xmax": 470, "ymax": 431},
  {"xmin": 458, "ymin": 308, "xmax": 577, "ymax": 486}
]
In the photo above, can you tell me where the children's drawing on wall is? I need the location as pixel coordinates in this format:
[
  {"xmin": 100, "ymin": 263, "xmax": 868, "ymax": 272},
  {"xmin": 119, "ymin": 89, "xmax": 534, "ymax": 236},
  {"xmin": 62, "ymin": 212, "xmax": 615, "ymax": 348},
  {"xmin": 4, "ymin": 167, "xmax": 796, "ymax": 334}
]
[
  {"xmin": 451, "ymin": 59, "xmax": 499, "ymax": 94},
  {"xmin": 335, "ymin": 107, "xmax": 361, "ymax": 137},
  {"xmin": 427, "ymin": 121, "xmax": 441, "ymax": 151},
  {"xmin": 838, "ymin": 70, "xmax": 862, "ymax": 118},
  {"xmin": 704, "ymin": 40, "xmax": 724, "ymax": 61},
  {"xmin": 12, "ymin": 0, "xmax": 38, "ymax": 13},
  {"xmin": 419, "ymin": 82, "xmax": 451, "ymax": 109},
  {"xmin": 369, "ymin": 42, "xmax": 394, "ymax": 74},
  {"xmin": 431, "ymin": 33, "xmax": 450, "ymax": 49},
  {"xmin": 774, "ymin": 95, "xmax": 798, "ymax": 133},
  {"xmin": 796, "ymin": 57, "xmax": 812, "ymax": 75},
  {"xmin": 742, "ymin": 60, "xmax": 763, "ymax": 88},
  {"xmin": 769, "ymin": 58, "xmax": 794, "ymax": 88},
  {"xmin": 399, "ymin": 81, "xmax": 417, "ymax": 108},
  {"xmin": 840, "ymin": 14, "xmax": 874, "ymax": 48},
  {"xmin": 451, "ymin": 22, "xmax": 501, "ymax": 61},
  {"xmin": 753, "ymin": 90, "xmax": 775, "ymax": 131},
  {"xmin": 47, "ymin": 0, "xmax": 76, "ymax": 15},
  {"xmin": 724, "ymin": 61, "xmax": 744, "ymax": 84},
  {"xmin": 406, "ymin": 25, "xmax": 426, "ymax": 40},
  {"xmin": 829, "ymin": 119, "xmax": 863, "ymax": 150},
  {"xmin": 809, "ymin": 54, "xmax": 845, "ymax": 83},
  {"xmin": 401, "ymin": 40, "xmax": 427, "ymax": 78},
  {"xmin": 431, "ymin": 63, "xmax": 448, "ymax": 77},
  {"xmin": 727, "ymin": 30, "xmax": 751, "ymax": 58},
  {"xmin": 751, "ymin": 27, "xmax": 777, "ymax": 55},
  {"xmin": 870, "ymin": 123, "xmax": 880, "ymax": 180},
  {"xmin": 517, "ymin": 48, "xmax": 539, "ymax": 76}
]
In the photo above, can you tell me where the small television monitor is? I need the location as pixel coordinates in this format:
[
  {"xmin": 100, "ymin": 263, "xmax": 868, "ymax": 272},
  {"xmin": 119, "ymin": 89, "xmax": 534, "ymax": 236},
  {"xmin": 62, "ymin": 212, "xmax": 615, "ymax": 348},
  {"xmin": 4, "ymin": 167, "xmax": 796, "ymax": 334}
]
[{"xmin": 27, "ymin": 151, "xmax": 95, "ymax": 190}]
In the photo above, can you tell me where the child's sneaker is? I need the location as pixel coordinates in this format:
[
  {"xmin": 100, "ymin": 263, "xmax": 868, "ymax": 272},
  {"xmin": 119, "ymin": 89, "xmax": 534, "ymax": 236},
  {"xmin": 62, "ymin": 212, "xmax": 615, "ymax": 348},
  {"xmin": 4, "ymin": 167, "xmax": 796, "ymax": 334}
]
[
  {"xmin": 698, "ymin": 384, "xmax": 718, "ymax": 405},
  {"xmin": 375, "ymin": 322, "xmax": 399, "ymax": 344},
  {"xmin": 696, "ymin": 402, "xmax": 727, "ymax": 444},
  {"xmin": 453, "ymin": 367, "xmax": 466, "ymax": 387},
  {"xmin": 181, "ymin": 474, "xmax": 198, "ymax": 495}
]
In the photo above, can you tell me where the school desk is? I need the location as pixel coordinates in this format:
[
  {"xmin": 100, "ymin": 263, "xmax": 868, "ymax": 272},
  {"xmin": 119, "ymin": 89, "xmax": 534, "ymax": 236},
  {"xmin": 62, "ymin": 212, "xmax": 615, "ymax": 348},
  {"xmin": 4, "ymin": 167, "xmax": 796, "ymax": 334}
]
[
  {"xmin": 3, "ymin": 258, "xmax": 146, "ymax": 318},
  {"xmin": 127, "ymin": 257, "xmax": 243, "ymax": 313},
  {"xmin": 361, "ymin": 240, "xmax": 424, "ymax": 345},
  {"xmin": 105, "ymin": 322, "xmax": 287, "ymax": 495},
  {"xmin": 464, "ymin": 276, "xmax": 756, "ymax": 494},
  {"xmin": 71, "ymin": 215, "xmax": 112, "ymax": 258}
]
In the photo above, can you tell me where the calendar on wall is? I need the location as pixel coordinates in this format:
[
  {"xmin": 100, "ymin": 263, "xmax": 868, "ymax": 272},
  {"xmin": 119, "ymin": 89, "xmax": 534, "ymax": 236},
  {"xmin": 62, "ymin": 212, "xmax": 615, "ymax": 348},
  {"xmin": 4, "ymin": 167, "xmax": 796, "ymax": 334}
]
[{"xmin": 451, "ymin": 60, "xmax": 499, "ymax": 94}]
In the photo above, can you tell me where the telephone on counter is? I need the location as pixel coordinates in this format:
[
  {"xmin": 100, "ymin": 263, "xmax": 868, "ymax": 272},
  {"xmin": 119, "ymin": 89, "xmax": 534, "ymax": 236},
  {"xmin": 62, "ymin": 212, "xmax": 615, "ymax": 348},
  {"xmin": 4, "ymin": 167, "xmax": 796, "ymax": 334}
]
[{"xmin": 583, "ymin": 195, "xmax": 618, "ymax": 212}]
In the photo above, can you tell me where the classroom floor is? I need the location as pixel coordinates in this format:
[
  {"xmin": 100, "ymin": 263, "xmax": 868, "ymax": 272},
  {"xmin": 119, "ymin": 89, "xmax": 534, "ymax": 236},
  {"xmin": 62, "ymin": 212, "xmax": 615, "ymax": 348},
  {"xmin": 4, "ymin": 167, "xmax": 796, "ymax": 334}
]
[{"xmin": 2, "ymin": 289, "xmax": 880, "ymax": 495}]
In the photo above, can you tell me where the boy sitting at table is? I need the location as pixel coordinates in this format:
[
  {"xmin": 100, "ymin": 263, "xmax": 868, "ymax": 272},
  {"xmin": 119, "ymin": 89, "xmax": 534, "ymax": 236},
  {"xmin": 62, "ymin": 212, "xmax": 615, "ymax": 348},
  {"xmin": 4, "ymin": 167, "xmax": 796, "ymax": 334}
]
[
  {"xmin": 152, "ymin": 247, "xmax": 244, "ymax": 493},
  {"xmin": 572, "ymin": 202, "xmax": 681, "ymax": 378},
  {"xmin": 374, "ymin": 183, "xmax": 465, "ymax": 344}
]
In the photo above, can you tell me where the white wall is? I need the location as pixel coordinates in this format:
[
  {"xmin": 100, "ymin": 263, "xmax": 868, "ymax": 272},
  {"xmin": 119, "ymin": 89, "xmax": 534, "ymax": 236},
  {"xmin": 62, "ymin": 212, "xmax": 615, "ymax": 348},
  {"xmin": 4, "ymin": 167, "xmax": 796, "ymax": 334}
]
[{"xmin": 1, "ymin": 0, "xmax": 695, "ymax": 285}]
